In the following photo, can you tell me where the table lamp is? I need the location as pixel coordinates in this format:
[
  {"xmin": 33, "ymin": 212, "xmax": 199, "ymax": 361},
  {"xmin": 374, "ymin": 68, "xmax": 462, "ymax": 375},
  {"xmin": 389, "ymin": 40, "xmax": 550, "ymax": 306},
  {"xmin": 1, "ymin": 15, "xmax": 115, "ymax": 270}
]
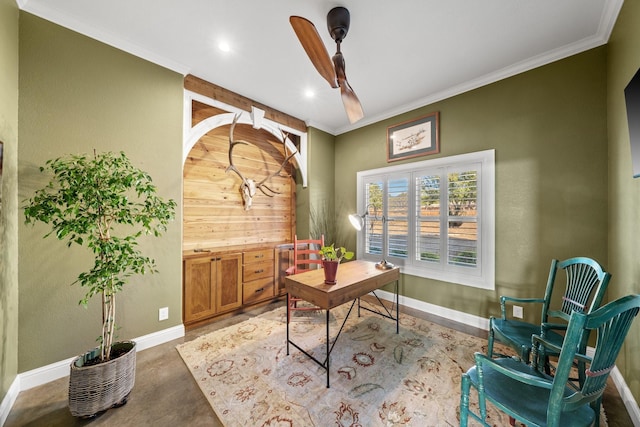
[{"xmin": 349, "ymin": 204, "xmax": 395, "ymax": 270}]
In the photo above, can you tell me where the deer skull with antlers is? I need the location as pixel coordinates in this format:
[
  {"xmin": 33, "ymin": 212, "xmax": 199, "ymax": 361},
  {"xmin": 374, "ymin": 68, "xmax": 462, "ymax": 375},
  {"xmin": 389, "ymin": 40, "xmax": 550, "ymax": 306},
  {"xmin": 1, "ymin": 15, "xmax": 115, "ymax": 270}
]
[{"xmin": 226, "ymin": 114, "xmax": 297, "ymax": 211}]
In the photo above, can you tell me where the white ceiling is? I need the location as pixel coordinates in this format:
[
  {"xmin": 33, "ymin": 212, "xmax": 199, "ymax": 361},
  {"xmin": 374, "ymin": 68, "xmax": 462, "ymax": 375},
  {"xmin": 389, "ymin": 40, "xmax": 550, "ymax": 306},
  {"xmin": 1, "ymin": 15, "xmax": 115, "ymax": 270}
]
[{"xmin": 19, "ymin": 0, "xmax": 623, "ymax": 135}]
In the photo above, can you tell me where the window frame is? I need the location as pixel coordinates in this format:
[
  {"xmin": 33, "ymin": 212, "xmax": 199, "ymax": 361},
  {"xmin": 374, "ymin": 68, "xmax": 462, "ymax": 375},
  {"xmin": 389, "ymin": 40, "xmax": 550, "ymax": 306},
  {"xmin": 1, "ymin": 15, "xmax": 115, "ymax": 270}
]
[{"xmin": 354, "ymin": 149, "xmax": 495, "ymax": 290}]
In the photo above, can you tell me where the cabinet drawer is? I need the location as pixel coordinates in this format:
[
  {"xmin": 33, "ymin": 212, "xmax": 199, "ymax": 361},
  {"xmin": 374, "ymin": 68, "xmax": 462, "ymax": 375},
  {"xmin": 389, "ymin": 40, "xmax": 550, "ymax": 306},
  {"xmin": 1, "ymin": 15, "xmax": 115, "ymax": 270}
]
[
  {"xmin": 243, "ymin": 277, "xmax": 275, "ymax": 305},
  {"xmin": 243, "ymin": 249, "xmax": 274, "ymax": 263},
  {"xmin": 243, "ymin": 260, "xmax": 274, "ymax": 282}
]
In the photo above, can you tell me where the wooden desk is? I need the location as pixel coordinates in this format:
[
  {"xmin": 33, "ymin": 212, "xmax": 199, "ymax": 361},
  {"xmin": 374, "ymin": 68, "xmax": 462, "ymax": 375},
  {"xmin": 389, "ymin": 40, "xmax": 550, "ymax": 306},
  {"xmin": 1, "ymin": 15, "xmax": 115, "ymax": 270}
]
[{"xmin": 285, "ymin": 260, "xmax": 400, "ymax": 387}]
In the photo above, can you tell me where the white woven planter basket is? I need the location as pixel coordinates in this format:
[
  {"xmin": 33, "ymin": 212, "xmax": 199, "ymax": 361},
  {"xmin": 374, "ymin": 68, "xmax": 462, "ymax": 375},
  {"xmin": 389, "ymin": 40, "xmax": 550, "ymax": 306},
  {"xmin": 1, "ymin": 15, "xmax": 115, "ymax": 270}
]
[{"xmin": 68, "ymin": 340, "xmax": 136, "ymax": 418}]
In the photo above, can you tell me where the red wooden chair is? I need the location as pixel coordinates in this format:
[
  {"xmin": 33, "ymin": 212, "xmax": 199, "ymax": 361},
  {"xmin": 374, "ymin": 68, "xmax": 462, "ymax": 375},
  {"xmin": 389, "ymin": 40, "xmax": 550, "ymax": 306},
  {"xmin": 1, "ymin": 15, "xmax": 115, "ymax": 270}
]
[{"xmin": 285, "ymin": 234, "xmax": 324, "ymax": 322}]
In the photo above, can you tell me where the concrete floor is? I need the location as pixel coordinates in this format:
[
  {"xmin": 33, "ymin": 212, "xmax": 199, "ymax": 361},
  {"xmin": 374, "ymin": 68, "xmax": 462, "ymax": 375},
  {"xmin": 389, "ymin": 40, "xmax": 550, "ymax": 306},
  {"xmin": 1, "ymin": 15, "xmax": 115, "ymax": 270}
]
[{"xmin": 5, "ymin": 298, "xmax": 634, "ymax": 426}]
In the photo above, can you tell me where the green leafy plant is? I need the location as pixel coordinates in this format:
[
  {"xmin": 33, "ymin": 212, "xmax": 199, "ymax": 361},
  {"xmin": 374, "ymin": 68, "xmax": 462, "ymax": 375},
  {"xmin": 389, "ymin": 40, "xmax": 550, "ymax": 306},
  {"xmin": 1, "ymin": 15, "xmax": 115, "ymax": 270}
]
[
  {"xmin": 319, "ymin": 244, "xmax": 354, "ymax": 262},
  {"xmin": 23, "ymin": 151, "xmax": 176, "ymax": 363}
]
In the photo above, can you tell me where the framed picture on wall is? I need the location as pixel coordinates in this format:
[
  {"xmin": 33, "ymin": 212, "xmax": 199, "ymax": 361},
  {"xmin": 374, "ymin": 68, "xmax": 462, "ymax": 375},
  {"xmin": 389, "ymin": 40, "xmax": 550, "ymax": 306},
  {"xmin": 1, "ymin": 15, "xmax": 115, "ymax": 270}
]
[
  {"xmin": 625, "ymin": 68, "xmax": 640, "ymax": 178},
  {"xmin": 387, "ymin": 112, "xmax": 439, "ymax": 162}
]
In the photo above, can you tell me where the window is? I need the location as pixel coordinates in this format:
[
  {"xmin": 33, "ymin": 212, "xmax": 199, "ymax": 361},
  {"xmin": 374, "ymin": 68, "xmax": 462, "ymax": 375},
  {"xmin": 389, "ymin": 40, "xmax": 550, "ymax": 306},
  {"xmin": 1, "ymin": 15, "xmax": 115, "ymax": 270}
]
[{"xmin": 355, "ymin": 150, "xmax": 495, "ymax": 289}]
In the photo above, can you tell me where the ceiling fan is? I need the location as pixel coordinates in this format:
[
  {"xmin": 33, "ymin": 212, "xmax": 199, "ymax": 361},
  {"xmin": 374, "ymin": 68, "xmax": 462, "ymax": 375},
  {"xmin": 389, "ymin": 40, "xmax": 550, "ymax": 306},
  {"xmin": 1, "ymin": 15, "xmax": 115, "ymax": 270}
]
[{"xmin": 290, "ymin": 7, "xmax": 364, "ymax": 124}]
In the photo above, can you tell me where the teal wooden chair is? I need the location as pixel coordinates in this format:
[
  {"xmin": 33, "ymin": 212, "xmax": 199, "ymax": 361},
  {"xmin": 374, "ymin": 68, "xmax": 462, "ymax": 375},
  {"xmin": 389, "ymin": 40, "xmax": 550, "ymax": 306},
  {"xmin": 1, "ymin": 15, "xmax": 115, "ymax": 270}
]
[
  {"xmin": 487, "ymin": 257, "xmax": 611, "ymax": 369},
  {"xmin": 461, "ymin": 294, "xmax": 640, "ymax": 427}
]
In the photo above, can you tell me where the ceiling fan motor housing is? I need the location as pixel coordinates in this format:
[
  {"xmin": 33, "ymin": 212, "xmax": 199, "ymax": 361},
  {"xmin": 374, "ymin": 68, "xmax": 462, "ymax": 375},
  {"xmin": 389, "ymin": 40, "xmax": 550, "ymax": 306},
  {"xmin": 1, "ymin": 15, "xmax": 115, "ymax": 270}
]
[{"xmin": 327, "ymin": 7, "xmax": 350, "ymax": 42}]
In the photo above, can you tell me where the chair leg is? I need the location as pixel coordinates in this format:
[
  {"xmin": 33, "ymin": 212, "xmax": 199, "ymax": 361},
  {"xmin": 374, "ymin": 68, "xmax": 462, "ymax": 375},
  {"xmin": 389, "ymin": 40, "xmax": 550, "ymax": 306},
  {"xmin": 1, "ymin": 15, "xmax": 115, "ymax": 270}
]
[{"xmin": 460, "ymin": 374, "xmax": 471, "ymax": 427}]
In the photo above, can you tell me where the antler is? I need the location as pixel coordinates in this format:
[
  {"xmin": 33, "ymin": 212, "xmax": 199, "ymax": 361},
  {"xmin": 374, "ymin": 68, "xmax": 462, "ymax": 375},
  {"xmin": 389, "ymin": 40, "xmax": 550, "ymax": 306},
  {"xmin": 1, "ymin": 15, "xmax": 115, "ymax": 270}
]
[
  {"xmin": 226, "ymin": 114, "xmax": 250, "ymax": 186},
  {"xmin": 226, "ymin": 114, "xmax": 257, "ymax": 210},
  {"xmin": 255, "ymin": 130, "xmax": 298, "ymax": 196},
  {"xmin": 226, "ymin": 113, "xmax": 298, "ymax": 210}
]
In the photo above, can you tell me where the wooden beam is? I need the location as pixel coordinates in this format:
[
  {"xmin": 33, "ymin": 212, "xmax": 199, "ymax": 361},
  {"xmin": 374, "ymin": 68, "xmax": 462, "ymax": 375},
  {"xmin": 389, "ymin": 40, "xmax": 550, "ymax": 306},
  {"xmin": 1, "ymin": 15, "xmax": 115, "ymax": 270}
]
[{"xmin": 184, "ymin": 74, "xmax": 307, "ymax": 133}]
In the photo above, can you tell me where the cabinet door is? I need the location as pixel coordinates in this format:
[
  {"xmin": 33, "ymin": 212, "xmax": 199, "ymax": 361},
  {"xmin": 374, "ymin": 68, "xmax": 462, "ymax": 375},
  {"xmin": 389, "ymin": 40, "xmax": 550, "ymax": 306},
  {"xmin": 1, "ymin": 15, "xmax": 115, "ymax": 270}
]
[
  {"xmin": 216, "ymin": 253, "xmax": 242, "ymax": 313},
  {"xmin": 183, "ymin": 257, "xmax": 216, "ymax": 323}
]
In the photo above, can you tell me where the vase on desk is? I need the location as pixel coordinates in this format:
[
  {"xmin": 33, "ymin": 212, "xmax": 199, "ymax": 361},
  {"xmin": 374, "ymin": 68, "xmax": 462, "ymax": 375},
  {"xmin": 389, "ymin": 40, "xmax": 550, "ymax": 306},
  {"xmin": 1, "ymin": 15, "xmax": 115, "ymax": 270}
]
[{"xmin": 322, "ymin": 260, "xmax": 339, "ymax": 284}]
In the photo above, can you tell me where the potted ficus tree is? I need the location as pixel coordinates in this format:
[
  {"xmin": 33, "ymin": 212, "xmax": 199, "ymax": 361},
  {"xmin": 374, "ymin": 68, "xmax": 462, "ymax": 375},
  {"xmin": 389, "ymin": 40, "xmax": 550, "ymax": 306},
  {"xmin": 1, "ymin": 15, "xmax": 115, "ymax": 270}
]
[
  {"xmin": 23, "ymin": 150, "xmax": 176, "ymax": 418},
  {"xmin": 319, "ymin": 244, "xmax": 354, "ymax": 284}
]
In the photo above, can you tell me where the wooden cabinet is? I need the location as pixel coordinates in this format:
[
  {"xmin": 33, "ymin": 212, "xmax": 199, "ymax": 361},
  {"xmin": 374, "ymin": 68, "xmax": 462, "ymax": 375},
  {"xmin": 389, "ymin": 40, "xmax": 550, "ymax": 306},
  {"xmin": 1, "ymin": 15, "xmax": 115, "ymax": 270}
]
[
  {"xmin": 242, "ymin": 249, "xmax": 275, "ymax": 305},
  {"xmin": 183, "ymin": 252, "xmax": 242, "ymax": 324},
  {"xmin": 183, "ymin": 244, "xmax": 295, "ymax": 326}
]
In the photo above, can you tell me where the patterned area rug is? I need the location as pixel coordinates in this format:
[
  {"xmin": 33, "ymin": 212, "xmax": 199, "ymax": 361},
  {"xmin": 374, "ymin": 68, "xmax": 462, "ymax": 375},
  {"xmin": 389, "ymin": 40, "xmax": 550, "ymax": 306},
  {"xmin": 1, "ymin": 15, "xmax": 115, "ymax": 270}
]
[{"xmin": 176, "ymin": 303, "xmax": 607, "ymax": 426}]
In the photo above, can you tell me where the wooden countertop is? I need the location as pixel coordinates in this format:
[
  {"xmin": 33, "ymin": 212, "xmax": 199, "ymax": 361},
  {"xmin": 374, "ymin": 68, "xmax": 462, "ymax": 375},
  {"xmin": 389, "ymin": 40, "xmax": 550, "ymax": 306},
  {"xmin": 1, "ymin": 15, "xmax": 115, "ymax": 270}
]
[{"xmin": 182, "ymin": 242, "xmax": 291, "ymax": 260}]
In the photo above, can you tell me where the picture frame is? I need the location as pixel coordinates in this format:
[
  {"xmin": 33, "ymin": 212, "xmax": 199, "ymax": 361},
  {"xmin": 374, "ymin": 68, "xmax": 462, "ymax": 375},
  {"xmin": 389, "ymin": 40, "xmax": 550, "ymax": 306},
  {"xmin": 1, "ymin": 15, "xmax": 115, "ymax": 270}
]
[{"xmin": 387, "ymin": 112, "xmax": 439, "ymax": 162}]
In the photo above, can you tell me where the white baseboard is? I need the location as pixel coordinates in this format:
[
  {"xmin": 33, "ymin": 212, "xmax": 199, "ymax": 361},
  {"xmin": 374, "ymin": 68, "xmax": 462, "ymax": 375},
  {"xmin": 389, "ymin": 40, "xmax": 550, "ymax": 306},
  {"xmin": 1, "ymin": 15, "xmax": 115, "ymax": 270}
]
[
  {"xmin": 18, "ymin": 355, "xmax": 76, "ymax": 392},
  {"xmin": 16, "ymin": 324, "xmax": 185, "ymax": 394},
  {"xmin": 374, "ymin": 289, "xmax": 490, "ymax": 330},
  {"xmin": 0, "ymin": 377, "xmax": 20, "ymax": 427},
  {"xmin": 610, "ymin": 364, "xmax": 640, "ymax": 426},
  {"xmin": 132, "ymin": 323, "xmax": 185, "ymax": 353}
]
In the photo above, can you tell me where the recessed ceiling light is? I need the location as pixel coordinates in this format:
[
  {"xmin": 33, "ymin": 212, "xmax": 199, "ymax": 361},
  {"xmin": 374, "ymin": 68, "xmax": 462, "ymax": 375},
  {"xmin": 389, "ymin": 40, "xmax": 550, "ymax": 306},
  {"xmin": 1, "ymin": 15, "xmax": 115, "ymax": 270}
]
[
  {"xmin": 218, "ymin": 41, "xmax": 231, "ymax": 53},
  {"xmin": 304, "ymin": 89, "xmax": 315, "ymax": 98}
]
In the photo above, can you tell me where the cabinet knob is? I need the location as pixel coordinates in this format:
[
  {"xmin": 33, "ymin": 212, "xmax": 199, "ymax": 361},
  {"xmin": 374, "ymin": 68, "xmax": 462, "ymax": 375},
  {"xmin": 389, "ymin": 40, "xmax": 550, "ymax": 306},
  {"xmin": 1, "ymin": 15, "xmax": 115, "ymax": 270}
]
[
  {"xmin": 255, "ymin": 269, "xmax": 264, "ymax": 274},
  {"xmin": 255, "ymin": 254, "xmax": 264, "ymax": 259},
  {"xmin": 255, "ymin": 288, "xmax": 264, "ymax": 293}
]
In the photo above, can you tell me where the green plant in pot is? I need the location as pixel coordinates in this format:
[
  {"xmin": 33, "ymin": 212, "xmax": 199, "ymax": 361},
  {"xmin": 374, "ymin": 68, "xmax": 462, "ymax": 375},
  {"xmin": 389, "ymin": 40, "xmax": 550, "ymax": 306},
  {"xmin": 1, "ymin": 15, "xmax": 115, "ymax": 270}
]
[
  {"xmin": 319, "ymin": 244, "xmax": 354, "ymax": 284},
  {"xmin": 23, "ymin": 151, "xmax": 176, "ymax": 417}
]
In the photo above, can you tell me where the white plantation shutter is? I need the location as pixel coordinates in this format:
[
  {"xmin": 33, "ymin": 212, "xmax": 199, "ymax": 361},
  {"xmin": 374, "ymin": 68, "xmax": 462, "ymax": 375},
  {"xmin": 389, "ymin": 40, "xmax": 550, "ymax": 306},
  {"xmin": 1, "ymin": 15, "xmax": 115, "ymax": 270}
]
[
  {"xmin": 364, "ymin": 180, "xmax": 383, "ymax": 257},
  {"xmin": 356, "ymin": 150, "xmax": 494, "ymax": 290},
  {"xmin": 447, "ymin": 169, "xmax": 478, "ymax": 268},
  {"xmin": 387, "ymin": 177, "xmax": 409, "ymax": 259},
  {"xmin": 416, "ymin": 173, "xmax": 441, "ymax": 263}
]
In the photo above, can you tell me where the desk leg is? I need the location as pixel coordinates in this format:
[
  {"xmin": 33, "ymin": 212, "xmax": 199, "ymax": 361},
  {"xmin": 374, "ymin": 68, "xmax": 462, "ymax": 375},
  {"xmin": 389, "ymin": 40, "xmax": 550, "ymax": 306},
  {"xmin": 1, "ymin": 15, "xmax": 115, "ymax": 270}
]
[
  {"xmin": 326, "ymin": 309, "xmax": 330, "ymax": 388},
  {"xmin": 395, "ymin": 279, "xmax": 399, "ymax": 334},
  {"xmin": 286, "ymin": 293, "xmax": 290, "ymax": 355}
]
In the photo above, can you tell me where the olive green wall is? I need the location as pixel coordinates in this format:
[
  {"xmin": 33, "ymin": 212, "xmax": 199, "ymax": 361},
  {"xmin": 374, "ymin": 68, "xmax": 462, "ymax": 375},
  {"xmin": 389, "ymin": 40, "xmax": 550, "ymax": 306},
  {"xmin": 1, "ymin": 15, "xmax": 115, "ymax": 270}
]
[
  {"xmin": 296, "ymin": 127, "xmax": 336, "ymax": 241},
  {"xmin": 0, "ymin": 0, "xmax": 19, "ymax": 403},
  {"xmin": 18, "ymin": 13, "xmax": 184, "ymax": 371},
  {"xmin": 606, "ymin": 0, "xmax": 640, "ymax": 404},
  {"xmin": 335, "ymin": 47, "xmax": 608, "ymax": 322}
]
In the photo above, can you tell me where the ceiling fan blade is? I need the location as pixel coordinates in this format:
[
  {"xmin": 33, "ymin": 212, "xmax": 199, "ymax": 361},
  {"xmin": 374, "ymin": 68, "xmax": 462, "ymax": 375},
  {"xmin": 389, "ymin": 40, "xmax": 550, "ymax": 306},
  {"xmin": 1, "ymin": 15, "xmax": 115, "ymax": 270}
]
[
  {"xmin": 340, "ymin": 81, "xmax": 364, "ymax": 124},
  {"xmin": 290, "ymin": 16, "xmax": 338, "ymax": 89},
  {"xmin": 333, "ymin": 52, "xmax": 364, "ymax": 124}
]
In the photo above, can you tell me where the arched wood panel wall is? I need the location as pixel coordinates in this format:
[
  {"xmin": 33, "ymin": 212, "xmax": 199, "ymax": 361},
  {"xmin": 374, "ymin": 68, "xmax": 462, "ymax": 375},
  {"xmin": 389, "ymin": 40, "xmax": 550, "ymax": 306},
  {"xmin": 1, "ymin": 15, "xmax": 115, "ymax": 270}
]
[{"xmin": 183, "ymin": 101, "xmax": 296, "ymax": 251}]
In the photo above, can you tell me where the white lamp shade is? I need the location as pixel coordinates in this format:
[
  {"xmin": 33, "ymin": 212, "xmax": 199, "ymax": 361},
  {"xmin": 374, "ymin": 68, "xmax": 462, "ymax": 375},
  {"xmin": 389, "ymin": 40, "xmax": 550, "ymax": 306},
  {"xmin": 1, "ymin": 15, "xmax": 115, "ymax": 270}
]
[{"xmin": 349, "ymin": 213, "xmax": 364, "ymax": 231}]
